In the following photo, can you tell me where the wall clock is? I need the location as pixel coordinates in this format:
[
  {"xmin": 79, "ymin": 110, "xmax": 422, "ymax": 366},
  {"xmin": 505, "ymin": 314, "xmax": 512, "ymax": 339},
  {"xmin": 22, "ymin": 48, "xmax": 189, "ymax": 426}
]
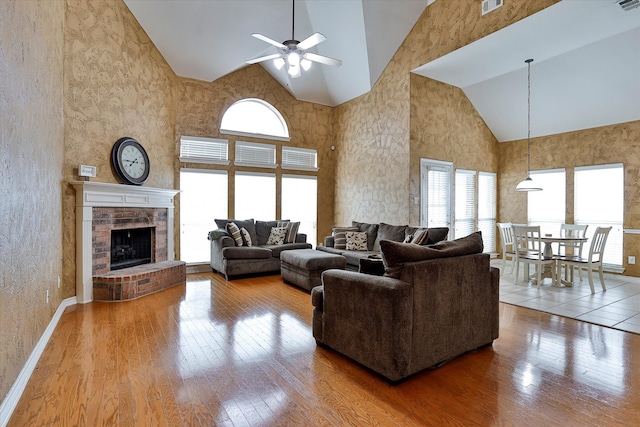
[{"xmin": 111, "ymin": 137, "xmax": 150, "ymax": 185}]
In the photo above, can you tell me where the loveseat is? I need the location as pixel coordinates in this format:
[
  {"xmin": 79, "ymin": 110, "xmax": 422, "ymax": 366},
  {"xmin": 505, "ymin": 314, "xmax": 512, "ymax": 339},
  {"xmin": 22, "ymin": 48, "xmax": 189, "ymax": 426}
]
[
  {"xmin": 317, "ymin": 221, "xmax": 449, "ymax": 272},
  {"xmin": 209, "ymin": 219, "xmax": 311, "ymax": 280},
  {"xmin": 311, "ymin": 232, "xmax": 499, "ymax": 382}
]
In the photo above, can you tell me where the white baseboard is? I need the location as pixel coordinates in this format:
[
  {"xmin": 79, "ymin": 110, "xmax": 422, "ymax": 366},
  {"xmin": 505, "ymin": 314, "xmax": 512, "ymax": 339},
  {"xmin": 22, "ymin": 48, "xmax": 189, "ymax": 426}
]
[{"xmin": 0, "ymin": 296, "xmax": 77, "ymax": 427}]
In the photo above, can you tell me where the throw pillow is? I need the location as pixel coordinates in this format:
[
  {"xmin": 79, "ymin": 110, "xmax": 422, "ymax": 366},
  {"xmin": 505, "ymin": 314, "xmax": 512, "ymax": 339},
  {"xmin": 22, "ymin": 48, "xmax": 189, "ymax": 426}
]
[
  {"xmin": 284, "ymin": 221, "xmax": 300, "ymax": 244},
  {"xmin": 215, "ymin": 219, "xmax": 257, "ymax": 246},
  {"xmin": 351, "ymin": 221, "xmax": 379, "ymax": 251},
  {"xmin": 345, "ymin": 231, "xmax": 368, "ymax": 251},
  {"xmin": 240, "ymin": 227, "xmax": 252, "ymax": 247},
  {"xmin": 426, "ymin": 227, "xmax": 449, "ymax": 245},
  {"xmin": 332, "ymin": 226, "xmax": 359, "ymax": 249},
  {"xmin": 403, "ymin": 234, "xmax": 413, "ymax": 243},
  {"xmin": 410, "ymin": 228, "xmax": 429, "ymax": 245},
  {"xmin": 373, "ymin": 223, "xmax": 409, "ymax": 251},
  {"xmin": 277, "ymin": 220, "xmax": 289, "ymax": 228},
  {"xmin": 226, "ymin": 222, "xmax": 244, "ymax": 246},
  {"xmin": 266, "ymin": 226, "xmax": 287, "ymax": 245}
]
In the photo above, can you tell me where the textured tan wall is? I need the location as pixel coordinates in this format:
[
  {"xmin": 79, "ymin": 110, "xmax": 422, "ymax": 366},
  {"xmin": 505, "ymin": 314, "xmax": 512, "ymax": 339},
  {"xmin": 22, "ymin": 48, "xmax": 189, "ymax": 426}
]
[
  {"xmin": 174, "ymin": 65, "xmax": 335, "ymax": 248},
  {"xmin": 62, "ymin": 0, "xmax": 177, "ymax": 297},
  {"xmin": 499, "ymin": 120, "xmax": 640, "ymax": 275},
  {"xmin": 0, "ymin": 0, "xmax": 65, "ymax": 403},
  {"xmin": 409, "ymin": 75, "xmax": 499, "ymax": 225},
  {"xmin": 333, "ymin": 0, "xmax": 558, "ymax": 229}
]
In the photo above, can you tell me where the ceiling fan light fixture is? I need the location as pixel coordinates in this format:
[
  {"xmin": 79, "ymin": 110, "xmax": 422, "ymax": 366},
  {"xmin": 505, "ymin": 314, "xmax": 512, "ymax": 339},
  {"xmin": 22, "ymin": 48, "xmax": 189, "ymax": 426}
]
[
  {"xmin": 301, "ymin": 58, "xmax": 311, "ymax": 71},
  {"xmin": 287, "ymin": 63, "xmax": 301, "ymax": 78},
  {"xmin": 287, "ymin": 50, "xmax": 301, "ymax": 67}
]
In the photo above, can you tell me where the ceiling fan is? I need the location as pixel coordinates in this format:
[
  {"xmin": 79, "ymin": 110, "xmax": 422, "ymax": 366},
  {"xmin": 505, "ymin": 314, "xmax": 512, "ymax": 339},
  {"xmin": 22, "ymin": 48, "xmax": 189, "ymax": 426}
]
[{"xmin": 246, "ymin": 0, "xmax": 342, "ymax": 78}]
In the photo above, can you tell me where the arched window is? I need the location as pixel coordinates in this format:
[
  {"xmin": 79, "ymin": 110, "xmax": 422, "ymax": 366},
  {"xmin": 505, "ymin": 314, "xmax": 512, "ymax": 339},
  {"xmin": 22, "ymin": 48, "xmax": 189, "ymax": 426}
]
[{"xmin": 220, "ymin": 98, "xmax": 289, "ymax": 140}]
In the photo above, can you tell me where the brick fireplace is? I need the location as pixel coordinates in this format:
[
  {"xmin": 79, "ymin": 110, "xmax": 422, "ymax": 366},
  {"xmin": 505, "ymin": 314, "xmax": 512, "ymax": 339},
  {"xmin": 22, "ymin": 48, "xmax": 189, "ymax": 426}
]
[{"xmin": 72, "ymin": 181, "xmax": 182, "ymax": 303}]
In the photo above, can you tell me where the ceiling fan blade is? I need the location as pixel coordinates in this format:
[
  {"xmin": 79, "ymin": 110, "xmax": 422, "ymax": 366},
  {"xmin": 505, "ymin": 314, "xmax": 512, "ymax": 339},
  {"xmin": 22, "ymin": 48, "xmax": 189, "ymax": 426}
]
[
  {"xmin": 305, "ymin": 52, "xmax": 342, "ymax": 68},
  {"xmin": 297, "ymin": 32, "xmax": 326, "ymax": 50},
  {"xmin": 246, "ymin": 53, "xmax": 282, "ymax": 64},
  {"xmin": 252, "ymin": 33, "xmax": 286, "ymax": 49}
]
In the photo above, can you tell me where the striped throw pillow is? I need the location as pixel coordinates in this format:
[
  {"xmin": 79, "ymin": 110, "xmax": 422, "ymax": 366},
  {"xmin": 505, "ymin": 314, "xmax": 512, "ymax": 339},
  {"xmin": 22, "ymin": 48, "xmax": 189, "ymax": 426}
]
[
  {"xmin": 240, "ymin": 227, "xmax": 252, "ymax": 246},
  {"xmin": 332, "ymin": 226, "xmax": 359, "ymax": 249},
  {"xmin": 285, "ymin": 221, "xmax": 300, "ymax": 243},
  {"xmin": 226, "ymin": 222, "xmax": 243, "ymax": 246}
]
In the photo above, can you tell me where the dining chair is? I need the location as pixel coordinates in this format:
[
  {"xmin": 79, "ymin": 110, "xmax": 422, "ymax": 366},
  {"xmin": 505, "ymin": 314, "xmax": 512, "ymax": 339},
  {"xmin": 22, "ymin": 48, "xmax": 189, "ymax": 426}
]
[
  {"xmin": 556, "ymin": 226, "xmax": 612, "ymax": 294},
  {"xmin": 512, "ymin": 225, "xmax": 556, "ymax": 286},
  {"xmin": 496, "ymin": 222, "xmax": 516, "ymax": 276},
  {"xmin": 558, "ymin": 223, "xmax": 589, "ymax": 283}
]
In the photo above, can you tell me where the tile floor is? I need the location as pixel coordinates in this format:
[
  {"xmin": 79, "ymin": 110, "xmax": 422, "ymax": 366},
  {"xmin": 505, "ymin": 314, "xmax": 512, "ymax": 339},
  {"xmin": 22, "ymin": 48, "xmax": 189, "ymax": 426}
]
[{"xmin": 493, "ymin": 259, "xmax": 640, "ymax": 334}]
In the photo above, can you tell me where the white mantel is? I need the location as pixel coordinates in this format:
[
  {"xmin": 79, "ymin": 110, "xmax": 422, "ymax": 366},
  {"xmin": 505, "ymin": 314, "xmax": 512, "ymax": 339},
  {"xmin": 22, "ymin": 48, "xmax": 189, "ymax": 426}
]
[{"xmin": 71, "ymin": 181, "xmax": 180, "ymax": 303}]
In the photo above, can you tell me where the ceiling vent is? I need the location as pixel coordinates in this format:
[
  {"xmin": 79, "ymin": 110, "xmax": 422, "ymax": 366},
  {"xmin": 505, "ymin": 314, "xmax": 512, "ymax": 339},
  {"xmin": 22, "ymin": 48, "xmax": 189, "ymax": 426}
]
[
  {"xmin": 482, "ymin": 0, "xmax": 503, "ymax": 15},
  {"xmin": 615, "ymin": 0, "xmax": 640, "ymax": 11}
]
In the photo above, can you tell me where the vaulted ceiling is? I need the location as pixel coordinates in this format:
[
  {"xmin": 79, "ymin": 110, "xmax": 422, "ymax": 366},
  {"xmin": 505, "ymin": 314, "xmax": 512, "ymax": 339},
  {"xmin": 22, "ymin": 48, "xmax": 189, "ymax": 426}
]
[{"xmin": 124, "ymin": 0, "xmax": 640, "ymax": 142}]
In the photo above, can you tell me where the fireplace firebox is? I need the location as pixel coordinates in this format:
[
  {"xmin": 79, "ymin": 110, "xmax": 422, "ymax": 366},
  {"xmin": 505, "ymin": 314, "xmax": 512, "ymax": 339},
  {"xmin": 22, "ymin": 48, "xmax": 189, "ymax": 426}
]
[{"xmin": 110, "ymin": 227, "xmax": 153, "ymax": 270}]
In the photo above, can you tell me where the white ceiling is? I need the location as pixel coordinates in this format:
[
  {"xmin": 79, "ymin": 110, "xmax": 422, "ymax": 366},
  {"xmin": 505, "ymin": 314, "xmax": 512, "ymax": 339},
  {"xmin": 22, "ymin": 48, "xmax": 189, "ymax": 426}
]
[
  {"xmin": 413, "ymin": 0, "xmax": 640, "ymax": 142},
  {"xmin": 124, "ymin": 0, "xmax": 640, "ymax": 141},
  {"xmin": 123, "ymin": 0, "xmax": 436, "ymax": 107}
]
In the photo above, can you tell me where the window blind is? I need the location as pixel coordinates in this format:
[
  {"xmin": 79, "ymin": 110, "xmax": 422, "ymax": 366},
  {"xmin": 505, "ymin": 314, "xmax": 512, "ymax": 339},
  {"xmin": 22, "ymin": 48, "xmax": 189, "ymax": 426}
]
[
  {"xmin": 574, "ymin": 164, "xmax": 623, "ymax": 267},
  {"xmin": 179, "ymin": 136, "xmax": 228, "ymax": 164},
  {"xmin": 235, "ymin": 141, "xmax": 277, "ymax": 168},
  {"xmin": 421, "ymin": 159, "xmax": 452, "ymax": 229},
  {"xmin": 282, "ymin": 146, "xmax": 318, "ymax": 171},
  {"xmin": 455, "ymin": 170, "xmax": 475, "ymax": 239},
  {"xmin": 478, "ymin": 171, "xmax": 497, "ymax": 253}
]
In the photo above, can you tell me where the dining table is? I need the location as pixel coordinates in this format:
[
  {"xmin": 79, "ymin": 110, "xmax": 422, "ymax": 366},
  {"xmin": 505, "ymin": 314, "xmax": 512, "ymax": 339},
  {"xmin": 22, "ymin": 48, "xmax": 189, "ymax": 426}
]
[{"xmin": 538, "ymin": 235, "xmax": 588, "ymax": 287}]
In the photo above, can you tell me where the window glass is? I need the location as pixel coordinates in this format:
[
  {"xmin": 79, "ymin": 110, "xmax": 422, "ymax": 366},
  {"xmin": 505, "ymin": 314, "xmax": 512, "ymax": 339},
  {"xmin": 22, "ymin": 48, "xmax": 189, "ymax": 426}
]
[
  {"xmin": 478, "ymin": 172, "xmax": 497, "ymax": 253},
  {"xmin": 221, "ymin": 98, "xmax": 289, "ymax": 139},
  {"xmin": 421, "ymin": 159, "xmax": 453, "ymax": 230},
  {"xmin": 282, "ymin": 175, "xmax": 317, "ymax": 247},
  {"xmin": 235, "ymin": 172, "xmax": 276, "ymax": 220},
  {"xmin": 527, "ymin": 169, "xmax": 566, "ymax": 236},
  {"xmin": 179, "ymin": 169, "xmax": 228, "ymax": 264},
  {"xmin": 575, "ymin": 164, "xmax": 623, "ymax": 267}
]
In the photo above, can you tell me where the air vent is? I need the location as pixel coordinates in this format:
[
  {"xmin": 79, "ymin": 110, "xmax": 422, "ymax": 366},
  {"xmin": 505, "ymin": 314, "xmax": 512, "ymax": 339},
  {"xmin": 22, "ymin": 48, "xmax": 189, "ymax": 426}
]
[
  {"xmin": 482, "ymin": 0, "xmax": 503, "ymax": 15},
  {"xmin": 616, "ymin": 0, "xmax": 640, "ymax": 11}
]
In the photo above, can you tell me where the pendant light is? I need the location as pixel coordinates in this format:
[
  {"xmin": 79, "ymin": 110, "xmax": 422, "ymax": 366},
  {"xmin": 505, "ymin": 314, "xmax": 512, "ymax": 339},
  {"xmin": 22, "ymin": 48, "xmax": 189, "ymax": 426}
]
[{"xmin": 516, "ymin": 58, "xmax": 542, "ymax": 192}]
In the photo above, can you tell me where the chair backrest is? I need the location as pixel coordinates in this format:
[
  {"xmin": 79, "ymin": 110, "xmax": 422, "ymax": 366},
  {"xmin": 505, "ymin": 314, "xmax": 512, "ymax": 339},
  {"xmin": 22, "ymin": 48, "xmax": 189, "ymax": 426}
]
[
  {"xmin": 497, "ymin": 222, "xmax": 514, "ymax": 252},
  {"xmin": 512, "ymin": 225, "xmax": 543, "ymax": 258},
  {"xmin": 559, "ymin": 223, "xmax": 589, "ymax": 256},
  {"xmin": 587, "ymin": 226, "xmax": 612, "ymax": 263}
]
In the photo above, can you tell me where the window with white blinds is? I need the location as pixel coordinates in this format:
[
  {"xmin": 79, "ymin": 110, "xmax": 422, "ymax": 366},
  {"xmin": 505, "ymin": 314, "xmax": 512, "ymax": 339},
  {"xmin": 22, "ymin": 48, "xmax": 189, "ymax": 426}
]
[
  {"xmin": 235, "ymin": 141, "xmax": 277, "ymax": 168},
  {"xmin": 527, "ymin": 169, "xmax": 566, "ymax": 236},
  {"xmin": 574, "ymin": 164, "xmax": 623, "ymax": 268},
  {"xmin": 420, "ymin": 159, "xmax": 452, "ymax": 230},
  {"xmin": 179, "ymin": 136, "xmax": 229, "ymax": 164},
  {"xmin": 478, "ymin": 172, "xmax": 497, "ymax": 253},
  {"xmin": 282, "ymin": 146, "xmax": 318, "ymax": 171},
  {"xmin": 454, "ymin": 170, "xmax": 475, "ymax": 239}
]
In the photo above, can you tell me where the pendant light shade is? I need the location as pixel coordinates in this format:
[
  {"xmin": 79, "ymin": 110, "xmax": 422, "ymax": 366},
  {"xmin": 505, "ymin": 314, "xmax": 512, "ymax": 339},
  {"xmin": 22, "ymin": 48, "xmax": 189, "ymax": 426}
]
[{"xmin": 516, "ymin": 58, "xmax": 542, "ymax": 192}]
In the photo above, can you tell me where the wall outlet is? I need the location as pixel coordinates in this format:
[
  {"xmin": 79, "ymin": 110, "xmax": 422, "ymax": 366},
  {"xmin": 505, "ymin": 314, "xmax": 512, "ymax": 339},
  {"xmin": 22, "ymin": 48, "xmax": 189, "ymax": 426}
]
[
  {"xmin": 629, "ymin": 256, "xmax": 636, "ymax": 265},
  {"xmin": 46, "ymin": 289, "xmax": 50, "ymax": 304}
]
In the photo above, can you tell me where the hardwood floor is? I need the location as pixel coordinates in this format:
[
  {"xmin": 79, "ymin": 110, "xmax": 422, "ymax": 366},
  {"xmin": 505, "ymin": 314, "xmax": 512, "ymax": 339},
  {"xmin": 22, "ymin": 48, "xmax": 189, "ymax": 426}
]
[{"xmin": 9, "ymin": 271, "xmax": 640, "ymax": 426}]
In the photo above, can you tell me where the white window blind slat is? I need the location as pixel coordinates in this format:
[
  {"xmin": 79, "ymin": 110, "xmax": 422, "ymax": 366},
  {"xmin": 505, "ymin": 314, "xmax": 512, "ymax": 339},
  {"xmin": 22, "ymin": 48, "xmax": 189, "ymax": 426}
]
[
  {"xmin": 179, "ymin": 136, "xmax": 229, "ymax": 164},
  {"xmin": 455, "ymin": 170, "xmax": 475, "ymax": 239},
  {"xmin": 235, "ymin": 141, "xmax": 277, "ymax": 168},
  {"xmin": 478, "ymin": 172, "xmax": 497, "ymax": 253},
  {"xmin": 421, "ymin": 160, "xmax": 452, "ymax": 229},
  {"xmin": 282, "ymin": 146, "xmax": 318, "ymax": 171}
]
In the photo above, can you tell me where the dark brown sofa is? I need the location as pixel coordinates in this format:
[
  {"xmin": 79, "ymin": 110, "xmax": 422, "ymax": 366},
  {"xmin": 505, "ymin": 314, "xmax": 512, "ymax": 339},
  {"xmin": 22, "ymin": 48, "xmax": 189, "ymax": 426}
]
[{"xmin": 311, "ymin": 232, "xmax": 499, "ymax": 382}]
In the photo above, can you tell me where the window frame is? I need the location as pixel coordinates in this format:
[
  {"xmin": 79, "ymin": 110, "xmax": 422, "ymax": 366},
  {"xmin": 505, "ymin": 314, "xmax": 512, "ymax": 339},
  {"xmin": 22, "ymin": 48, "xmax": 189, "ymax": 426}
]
[{"xmin": 220, "ymin": 98, "xmax": 290, "ymax": 141}]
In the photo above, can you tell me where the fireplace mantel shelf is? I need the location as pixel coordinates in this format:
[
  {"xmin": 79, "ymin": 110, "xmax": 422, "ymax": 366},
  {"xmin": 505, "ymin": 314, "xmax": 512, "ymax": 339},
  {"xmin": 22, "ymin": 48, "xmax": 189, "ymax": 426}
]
[
  {"xmin": 70, "ymin": 181, "xmax": 180, "ymax": 208},
  {"xmin": 71, "ymin": 181, "xmax": 180, "ymax": 304}
]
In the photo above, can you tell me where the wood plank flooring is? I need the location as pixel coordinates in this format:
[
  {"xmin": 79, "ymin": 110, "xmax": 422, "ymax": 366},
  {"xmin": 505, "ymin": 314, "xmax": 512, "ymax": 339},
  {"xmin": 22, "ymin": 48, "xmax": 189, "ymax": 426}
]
[{"xmin": 9, "ymin": 271, "xmax": 640, "ymax": 426}]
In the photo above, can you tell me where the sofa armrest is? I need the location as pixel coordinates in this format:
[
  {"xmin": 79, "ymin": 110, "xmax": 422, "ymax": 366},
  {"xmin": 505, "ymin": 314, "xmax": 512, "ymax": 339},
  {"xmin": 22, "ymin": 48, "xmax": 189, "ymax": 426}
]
[
  {"xmin": 295, "ymin": 233, "xmax": 308, "ymax": 243},
  {"xmin": 319, "ymin": 269, "xmax": 413, "ymax": 381},
  {"xmin": 210, "ymin": 234, "xmax": 236, "ymax": 272},
  {"xmin": 323, "ymin": 235, "xmax": 335, "ymax": 247}
]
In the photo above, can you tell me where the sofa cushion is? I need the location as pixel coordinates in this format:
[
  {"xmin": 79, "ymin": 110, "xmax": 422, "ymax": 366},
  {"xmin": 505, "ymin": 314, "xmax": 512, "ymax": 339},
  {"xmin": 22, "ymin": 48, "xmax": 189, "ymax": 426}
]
[
  {"xmin": 267, "ymin": 227, "xmax": 287, "ymax": 245},
  {"xmin": 352, "ymin": 221, "xmax": 379, "ymax": 251},
  {"xmin": 346, "ymin": 231, "xmax": 368, "ymax": 251},
  {"xmin": 373, "ymin": 223, "xmax": 408, "ymax": 251},
  {"xmin": 263, "ymin": 242, "xmax": 313, "ymax": 258},
  {"xmin": 426, "ymin": 227, "xmax": 450, "ymax": 244},
  {"xmin": 256, "ymin": 220, "xmax": 280, "ymax": 245},
  {"xmin": 316, "ymin": 245, "xmax": 345, "ymax": 256},
  {"xmin": 380, "ymin": 231, "xmax": 484, "ymax": 278},
  {"xmin": 221, "ymin": 246, "xmax": 272, "ymax": 260},
  {"xmin": 332, "ymin": 226, "xmax": 359, "ymax": 249},
  {"xmin": 226, "ymin": 222, "xmax": 244, "ymax": 246},
  {"xmin": 215, "ymin": 218, "xmax": 257, "ymax": 246},
  {"xmin": 342, "ymin": 250, "xmax": 380, "ymax": 267}
]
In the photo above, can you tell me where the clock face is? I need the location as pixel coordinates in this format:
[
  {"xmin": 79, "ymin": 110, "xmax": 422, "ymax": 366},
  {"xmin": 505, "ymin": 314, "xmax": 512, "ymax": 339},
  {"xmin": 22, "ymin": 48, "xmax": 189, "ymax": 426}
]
[{"xmin": 111, "ymin": 137, "xmax": 150, "ymax": 185}]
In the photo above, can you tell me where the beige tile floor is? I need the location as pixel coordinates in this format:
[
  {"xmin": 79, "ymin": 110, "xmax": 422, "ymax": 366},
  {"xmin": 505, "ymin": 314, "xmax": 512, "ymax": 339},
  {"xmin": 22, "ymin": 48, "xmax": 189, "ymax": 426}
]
[{"xmin": 493, "ymin": 259, "xmax": 640, "ymax": 334}]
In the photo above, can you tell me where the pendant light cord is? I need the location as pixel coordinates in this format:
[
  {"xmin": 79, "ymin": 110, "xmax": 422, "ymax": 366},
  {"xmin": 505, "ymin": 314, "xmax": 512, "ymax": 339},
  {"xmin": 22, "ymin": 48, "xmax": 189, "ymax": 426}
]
[
  {"xmin": 526, "ymin": 58, "xmax": 533, "ymax": 175},
  {"xmin": 291, "ymin": 0, "xmax": 295, "ymax": 40}
]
